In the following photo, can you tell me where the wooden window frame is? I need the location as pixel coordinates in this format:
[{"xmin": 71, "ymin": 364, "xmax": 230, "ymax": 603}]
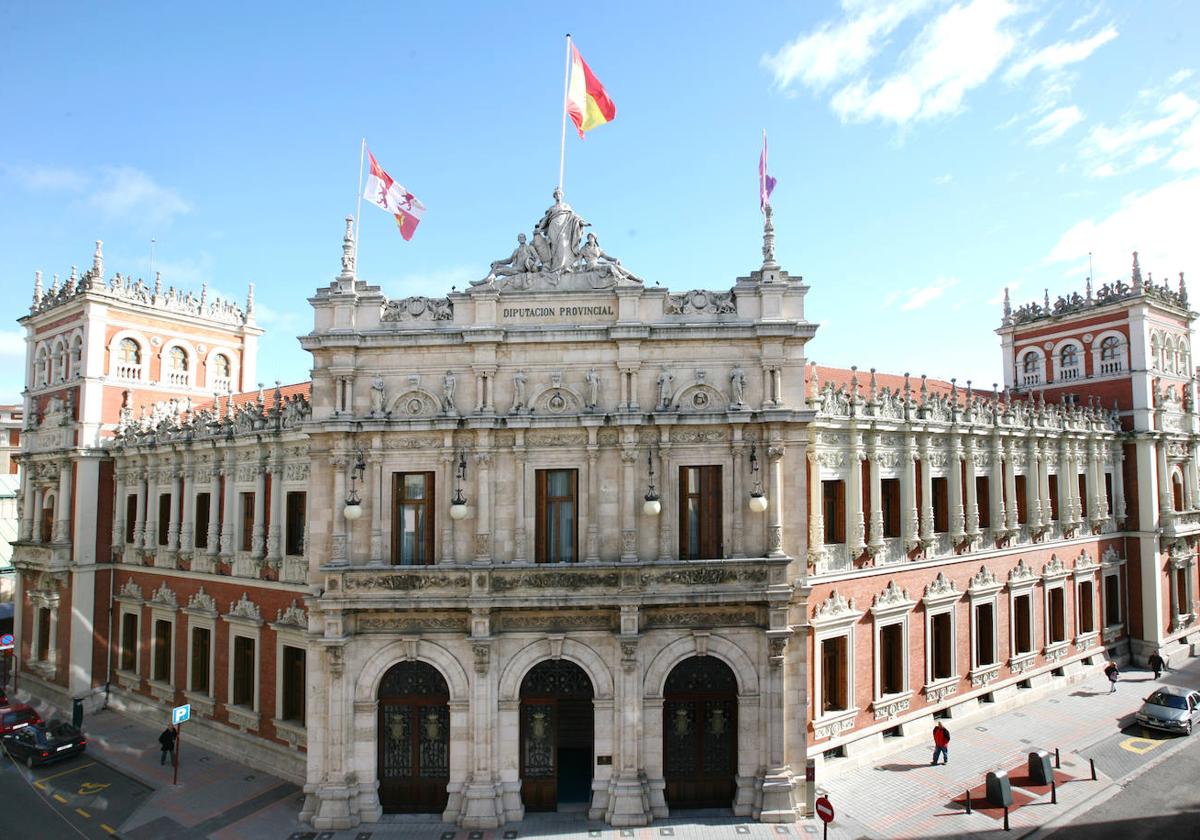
[
  {"xmin": 125, "ymin": 494, "xmax": 139, "ymax": 544},
  {"xmin": 932, "ymin": 476, "xmax": 948, "ymax": 533},
  {"xmin": 391, "ymin": 473, "xmax": 434, "ymax": 566},
  {"xmin": 285, "ymin": 490, "xmax": 307, "ymax": 557},
  {"xmin": 536, "ymin": 468, "xmax": 579, "ymax": 564},
  {"xmin": 239, "ymin": 491, "xmax": 255, "ymax": 553},
  {"xmin": 194, "ymin": 492, "xmax": 210, "ymax": 549},
  {"xmin": 152, "ymin": 617, "xmax": 173, "ymax": 684},
  {"xmin": 822, "ymin": 479, "xmax": 846, "ymax": 545},
  {"xmin": 119, "ymin": 608, "xmax": 140, "ymax": 675},
  {"xmin": 881, "ymin": 478, "xmax": 901, "ymax": 538},
  {"xmin": 189, "ymin": 625, "xmax": 212, "ymax": 695},
  {"xmin": 157, "ymin": 493, "xmax": 172, "ymax": 546}
]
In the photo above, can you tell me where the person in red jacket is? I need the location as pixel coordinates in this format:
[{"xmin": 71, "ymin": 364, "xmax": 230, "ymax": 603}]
[{"xmin": 931, "ymin": 721, "xmax": 950, "ymax": 766}]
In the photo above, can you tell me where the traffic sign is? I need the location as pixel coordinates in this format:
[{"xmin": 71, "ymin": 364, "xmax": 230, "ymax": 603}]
[
  {"xmin": 172, "ymin": 704, "xmax": 191, "ymax": 725},
  {"xmin": 0, "ymin": 633, "xmax": 13, "ymax": 651},
  {"xmin": 815, "ymin": 795, "xmax": 835, "ymax": 823}
]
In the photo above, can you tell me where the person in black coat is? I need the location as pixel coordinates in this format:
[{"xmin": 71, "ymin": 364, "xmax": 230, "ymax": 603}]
[
  {"xmin": 1104, "ymin": 661, "xmax": 1120, "ymax": 694},
  {"xmin": 158, "ymin": 725, "xmax": 177, "ymax": 766},
  {"xmin": 1148, "ymin": 652, "xmax": 1168, "ymax": 680}
]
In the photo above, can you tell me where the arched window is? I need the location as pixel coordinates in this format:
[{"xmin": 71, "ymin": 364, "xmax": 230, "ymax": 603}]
[
  {"xmin": 1058, "ymin": 344, "xmax": 1080, "ymax": 380},
  {"xmin": 69, "ymin": 335, "xmax": 83, "ymax": 379},
  {"xmin": 34, "ymin": 346, "xmax": 48, "ymax": 387},
  {"xmin": 211, "ymin": 353, "xmax": 232, "ymax": 391},
  {"xmin": 1150, "ymin": 333, "xmax": 1161, "ymax": 370},
  {"xmin": 167, "ymin": 346, "xmax": 189, "ymax": 386},
  {"xmin": 52, "ymin": 341, "xmax": 66, "ymax": 383},
  {"xmin": 1098, "ymin": 336, "xmax": 1122, "ymax": 375},
  {"xmin": 117, "ymin": 338, "xmax": 143, "ymax": 381},
  {"xmin": 1021, "ymin": 351, "xmax": 1042, "ymax": 385}
]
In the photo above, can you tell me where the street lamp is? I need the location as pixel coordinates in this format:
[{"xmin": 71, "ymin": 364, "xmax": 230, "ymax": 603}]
[
  {"xmin": 343, "ymin": 448, "xmax": 366, "ymax": 520},
  {"xmin": 643, "ymin": 450, "xmax": 661, "ymax": 516},
  {"xmin": 748, "ymin": 445, "xmax": 768, "ymax": 513},
  {"xmin": 449, "ymin": 450, "xmax": 469, "ymax": 520}
]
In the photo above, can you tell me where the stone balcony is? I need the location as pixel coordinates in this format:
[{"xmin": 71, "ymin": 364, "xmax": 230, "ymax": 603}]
[
  {"xmin": 11, "ymin": 540, "xmax": 72, "ymax": 574},
  {"xmin": 1162, "ymin": 509, "xmax": 1200, "ymax": 539}
]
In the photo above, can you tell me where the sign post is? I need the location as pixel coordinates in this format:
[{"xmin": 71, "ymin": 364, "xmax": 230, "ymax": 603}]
[
  {"xmin": 171, "ymin": 704, "xmax": 190, "ymax": 786},
  {"xmin": 815, "ymin": 794, "xmax": 835, "ymax": 840}
]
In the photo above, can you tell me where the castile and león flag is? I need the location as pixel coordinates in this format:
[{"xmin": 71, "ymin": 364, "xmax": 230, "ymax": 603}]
[{"xmin": 362, "ymin": 148, "xmax": 426, "ymax": 241}]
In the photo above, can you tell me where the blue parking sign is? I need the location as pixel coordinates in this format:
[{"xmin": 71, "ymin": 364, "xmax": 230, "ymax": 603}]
[{"xmin": 172, "ymin": 704, "xmax": 191, "ymax": 725}]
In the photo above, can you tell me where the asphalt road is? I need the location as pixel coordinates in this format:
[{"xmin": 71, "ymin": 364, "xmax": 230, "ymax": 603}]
[{"xmin": 0, "ymin": 744, "xmax": 151, "ymax": 839}]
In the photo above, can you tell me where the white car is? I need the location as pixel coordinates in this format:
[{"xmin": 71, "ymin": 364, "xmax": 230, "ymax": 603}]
[{"xmin": 1134, "ymin": 686, "xmax": 1200, "ymax": 735}]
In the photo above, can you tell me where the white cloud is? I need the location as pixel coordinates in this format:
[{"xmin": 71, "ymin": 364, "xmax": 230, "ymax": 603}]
[
  {"xmin": 934, "ymin": 172, "xmax": 953, "ymax": 184},
  {"xmin": 0, "ymin": 330, "xmax": 27, "ymax": 404},
  {"xmin": 1028, "ymin": 105, "xmax": 1084, "ymax": 145},
  {"xmin": 1067, "ymin": 5, "xmax": 1103, "ymax": 33},
  {"xmin": 890, "ymin": 277, "xmax": 960, "ymax": 311},
  {"xmin": 1004, "ymin": 24, "xmax": 1117, "ymax": 82},
  {"xmin": 3, "ymin": 164, "xmax": 83, "ymax": 191},
  {"xmin": 1081, "ymin": 91, "xmax": 1200, "ymax": 177},
  {"xmin": 830, "ymin": 0, "xmax": 1021, "ymax": 126},
  {"xmin": 87, "ymin": 166, "xmax": 191, "ymax": 226},
  {"xmin": 1046, "ymin": 176, "xmax": 1200, "ymax": 285}
]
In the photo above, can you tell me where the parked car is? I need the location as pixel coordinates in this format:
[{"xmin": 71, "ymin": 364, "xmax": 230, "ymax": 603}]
[
  {"xmin": 1, "ymin": 720, "xmax": 87, "ymax": 768},
  {"xmin": 0, "ymin": 703, "xmax": 42, "ymax": 734},
  {"xmin": 1134, "ymin": 686, "xmax": 1200, "ymax": 735}
]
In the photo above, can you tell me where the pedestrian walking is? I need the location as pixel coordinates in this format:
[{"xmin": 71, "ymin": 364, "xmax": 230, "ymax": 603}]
[
  {"xmin": 931, "ymin": 721, "xmax": 950, "ymax": 766},
  {"xmin": 1104, "ymin": 661, "xmax": 1120, "ymax": 694},
  {"xmin": 158, "ymin": 724, "xmax": 177, "ymax": 766},
  {"xmin": 1148, "ymin": 652, "xmax": 1168, "ymax": 680}
]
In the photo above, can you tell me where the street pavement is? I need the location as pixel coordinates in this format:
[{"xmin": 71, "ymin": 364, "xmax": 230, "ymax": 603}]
[{"xmin": 2, "ymin": 654, "xmax": 1197, "ymax": 840}]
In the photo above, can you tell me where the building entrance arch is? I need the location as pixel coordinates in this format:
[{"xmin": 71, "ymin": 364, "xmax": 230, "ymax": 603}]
[
  {"xmin": 377, "ymin": 661, "xmax": 450, "ymax": 814},
  {"xmin": 519, "ymin": 659, "xmax": 594, "ymax": 812},
  {"xmin": 663, "ymin": 656, "xmax": 737, "ymax": 810}
]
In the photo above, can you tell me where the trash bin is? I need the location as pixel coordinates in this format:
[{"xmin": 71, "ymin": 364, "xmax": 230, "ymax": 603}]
[
  {"xmin": 1028, "ymin": 749, "xmax": 1053, "ymax": 785},
  {"xmin": 986, "ymin": 770, "xmax": 1014, "ymax": 808},
  {"xmin": 72, "ymin": 697, "xmax": 84, "ymax": 729}
]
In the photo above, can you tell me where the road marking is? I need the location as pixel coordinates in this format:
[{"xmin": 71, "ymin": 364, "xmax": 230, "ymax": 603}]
[
  {"xmin": 1119, "ymin": 736, "xmax": 1165, "ymax": 754},
  {"xmin": 75, "ymin": 808, "xmax": 91, "ymax": 818},
  {"xmin": 33, "ymin": 761, "xmax": 96, "ymax": 788},
  {"xmin": 78, "ymin": 781, "xmax": 111, "ymax": 795},
  {"xmin": 53, "ymin": 793, "xmax": 68, "ymax": 803},
  {"xmin": 100, "ymin": 825, "xmax": 117, "ymax": 835}
]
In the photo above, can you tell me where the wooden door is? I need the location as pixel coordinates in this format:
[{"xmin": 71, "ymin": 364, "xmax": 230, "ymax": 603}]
[
  {"xmin": 663, "ymin": 657, "xmax": 737, "ymax": 810},
  {"xmin": 378, "ymin": 662, "xmax": 450, "ymax": 814},
  {"xmin": 520, "ymin": 660, "xmax": 594, "ymax": 811}
]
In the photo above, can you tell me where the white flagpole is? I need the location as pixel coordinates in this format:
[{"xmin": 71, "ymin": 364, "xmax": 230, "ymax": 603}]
[
  {"xmin": 354, "ymin": 137, "xmax": 366, "ymax": 268},
  {"xmin": 558, "ymin": 34, "xmax": 572, "ymax": 194}
]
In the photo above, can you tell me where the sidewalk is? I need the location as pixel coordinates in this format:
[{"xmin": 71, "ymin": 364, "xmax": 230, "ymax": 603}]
[{"xmin": 812, "ymin": 657, "xmax": 1200, "ymax": 839}]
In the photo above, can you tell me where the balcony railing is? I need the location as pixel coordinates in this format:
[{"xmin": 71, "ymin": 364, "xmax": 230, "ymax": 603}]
[
  {"xmin": 1098, "ymin": 359, "xmax": 1123, "ymax": 375},
  {"xmin": 114, "ymin": 363, "xmax": 143, "ymax": 381},
  {"xmin": 1020, "ymin": 372, "xmax": 1042, "ymax": 386},
  {"xmin": 166, "ymin": 370, "xmax": 190, "ymax": 387},
  {"xmin": 1058, "ymin": 366, "xmax": 1080, "ymax": 381},
  {"xmin": 211, "ymin": 376, "xmax": 232, "ymax": 393}
]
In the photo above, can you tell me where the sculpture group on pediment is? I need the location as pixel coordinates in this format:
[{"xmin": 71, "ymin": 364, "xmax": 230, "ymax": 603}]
[
  {"xmin": 381, "ymin": 295, "xmax": 453, "ymax": 322},
  {"xmin": 665, "ymin": 289, "xmax": 736, "ymax": 316}
]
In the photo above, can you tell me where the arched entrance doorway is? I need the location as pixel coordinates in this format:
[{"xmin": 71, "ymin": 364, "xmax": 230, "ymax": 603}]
[
  {"xmin": 377, "ymin": 661, "xmax": 450, "ymax": 814},
  {"xmin": 519, "ymin": 659, "xmax": 594, "ymax": 812},
  {"xmin": 663, "ymin": 656, "xmax": 737, "ymax": 810}
]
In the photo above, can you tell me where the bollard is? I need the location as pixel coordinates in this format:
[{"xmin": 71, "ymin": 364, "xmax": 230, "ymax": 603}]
[
  {"xmin": 966, "ymin": 790, "xmax": 972, "ymax": 814},
  {"xmin": 1054, "ymin": 747, "xmax": 1060, "ymax": 769},
  {"xmin": 1090, "ymin": 758, "xmax": 1097, "ymax": 781},
  {"xmin": 1003, "ymin": 805, "xmax": 1010, "ymax": 832},
  {"xmin": 1051, "ymin": 780, "xmax": 1057, "ymax": 804}
]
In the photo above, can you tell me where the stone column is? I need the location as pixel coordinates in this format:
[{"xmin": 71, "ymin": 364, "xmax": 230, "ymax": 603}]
[
  {"xmin": 112, "ymin": 467, "xmax": 127, "ymax": 552},
  {"xmin": 731, "ymin": 441, "xmax": 746, "ymax": 557},
  {"xmin": 268, "ymin": 452, "xmax": 285, "ymax": 565},
  {"xmin": 620, "ymin": 445, "xmax": 638, "ymax": 561},
  {"xmin": 180, "ymin": 456, "xmax": 194, "ymax": 553},
  {"xmin": 220, "ymin": 453, "xmax": 237, "ymax": 558},
  {"xmin": 608, "ymin": 618, "xmax": 648, "ymax": 826},
  {"xmin": 847, "ymin": 430, "xmax": 864, "ymax": 554},
  {"xmin": 53, "ymin": 460, "xmax": 72, "ymax": 543},
  {"xmin": 918, "ymin": 433, "xmax": 933, "ymax": 545},
  {"xmin": 1113, "ymin": 443, "xmax": 1127, "ymax": 524},
  {"xmin": 512, "ymin": 442, "xmax": 526, "ymax": 562},
  {"xmin": 473, "ymin": 450, "xmax": 491, "ymax": 562},
  {"xmin": 587, "ymin": 445, "xmax": 601, "ymax": 561},
  {"xmin": 964, "ymin": 436, "xmax": 980, "ymax": 536},
  {"xmin": 331, "ymin": 454, "xmax": 347, "ymax": 565},
  {"xmin": 252, "ymin": 461, "xmax": 267, "ymax": 557},
  {"xmin": 1004, "ymin": 441, "xmax": 1018, "ymax": 532},
  {"xmin": 1156, "ymin": 435, "xmax": 1172, "ymax": 521},
  {"xmin": 767, "ymin": 443, "xmax": 784, "ymax": 557},
  {"xmin": 368, "ymin": 453, "xmax": 383, "ymax": 562},
  {"xmin": 901, "ymin": 433, "xmax": 918, "ymax": 548},
  {"xmin": 807, "ymin": 450, "xmax": 823, "ymax": 564},
  {"xmin": 461, "ymin": 637, "xmax": 501, "ymax": 828},
  {"xmin": 1038, "ymin": 441, "xmax": 1052, "ymax": 527},
  {"xmin": 868, "ymin": 434, "xmax": 884, "ymax": 553},
  {"xmin": 32, "ymin": 485, "xmax": 44, "ymax": 543},
  {"xmin": 144, "ymin": 464, "xmax": 159, "ymax": 550},
  {"xmin": 657, "ymin": 440, "xmax": 672, "ymax": 561},
  {"xmin": 1026, "ymin": 436, "xmax": 1041, "ymax": 528},
  {"xmin": 134, "ymin": 470, "xmax": 147, "ymax": 549},
  {"xmin": 1091, "ymin": 438, "xmax": 1109, "ymax": 520},
  {"xmin": 1059, "ymin": 439, "xmax": 1074, "ymax": 527},
  {"xmin": 949, "ymin": 434, "xmax": 965, "ymax": 540},
  {"xmin": 167, "ymin": 462, "xmax": 183, "ymax": 553},
  {"xmin": 758, "ymin": 631, "xmax": 798, "ymax": 821},
  {"xmin": 989, "ymin": 436, "xmax": 1006, "ymax": 533},
  {"xmin": 20, "ymin": 466, "xmax": 35, "ymax": 541},
  {"xmin": 206, "ymin": 468, "xmax": 221, "ymax": 557}
]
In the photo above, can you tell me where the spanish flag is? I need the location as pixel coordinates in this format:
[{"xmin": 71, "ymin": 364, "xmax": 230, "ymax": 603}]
[{"xmin": 566, "ymin": 44, "xmax": 616, "ymax": 138}]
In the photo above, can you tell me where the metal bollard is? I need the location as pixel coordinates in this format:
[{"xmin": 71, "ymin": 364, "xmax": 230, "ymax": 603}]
[
  {"xmin": 1054, "ymin": 747, "xmax": 1060, "ymax": 769},
  {"xmin": 1004, "ymin": 805, "xmax": 1010, "ymax": 831},
  {"xmin": 1090, "ymin": 758, "xmax": 1097, "ymax": 781},
  {"xmin": 966, "ymin": 790, "xmax": 972, "ymax": 814},
  {"xmin": 1051, "ymin": 780, "xmax": 1057, "ymax": 805}
]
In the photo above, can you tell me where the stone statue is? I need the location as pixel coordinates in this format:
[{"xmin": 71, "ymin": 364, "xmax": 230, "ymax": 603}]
[
  {"xmin": 442, "ymin": 371, "xmax": 457, "ymax": 413},
  {"xmin": 369, "ymin": 375, "xmax": 386, "ymax": 416},
  {"xmin": 730, "ymin": 366, "xmax": 746, "ymax": 406},
  {"xmin": 578, "ymin": 233, "xmax": 642, "ymax": 285},
  {"xmin": 585, "ymin": 368, "xmax": 600, "ymax": 411},
  {"xmin": 533, "ymin": 188, "xmax": 589, "ymax": 272},
  {"xmin": 512, "ymin": 369, "xmax": 527, "ymax": 412},
  {"xmin": 656, "ymin": 369, "xmax": 674, "ymax": 410},
  {"xmin": 478, "ymin": 233, "xmax": 542, "ymax": 285}
]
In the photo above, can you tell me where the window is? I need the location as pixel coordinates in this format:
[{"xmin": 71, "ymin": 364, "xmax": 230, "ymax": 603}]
[
  {"xmin": 1047, "ymin": 475, "xmax": 1059, "ymax": 520},
  {"xmin": 1175, "ymin": 568, "xmax": 1189, "ymax": 616},
  {"xmin": 190, "ymin": 627, "xmax": 211, "ymax": 693},
  {"xmin": 195, "ymin": 493, "xmax": 210, "ymax": 549},
  {"xmin": 1014, "ymin": 475, "xmax": 1028, "ymax": 524},
  {"xmin": 1078, "ymin": 474, "xmax": 1088, "ymax": 518},
  {"xmin": 1099, "ymin": 336, "xmax": 1123, "ymax": 374},
  {"xmin": 157, "ymin": 493, "xmax": 172, "ymax": 546},
  {"xmin": 281, "ymin": 646, "xmax": 306, "ymax": 722},
  {"xmin": 211, "ymin": 353, "xmax": 231, "ymax": 390},
  {"xmin": 232, "ymin": 636, "xmax": 255, "ymax": 707},
  {"xmin": 1173, "ymin": 473, "xmax": 1185, "ymax": 512},
  {"xmin": 125, "ymin": 494, "xmax": 138, "ymax": 544},
  {"xmin": 881, "ymin": 478, "xmax": 901, "ymax": 538},
  {"xmin": 974, "ymin": 603, "xmax": 996, "ymax": 667},
  {"xmin": 286, "ymin": 491, "xmax": 306, "ymax": 557},
  {"xmin": 1059, "ymin": 345, "xmax": 1080, "ymax": 380},
  {"xmin": 1104, "ymin": 573, "xmax": 1122, "ymax": 627},
  {"xmin": 1021, "ymin": 351, "xmax": 1042, "ymax": 385},
  {"xmin": 240, "ymin": 492, "xmax": 255, "ymax": 552},
  {"xmin": 976, "ymin": 476, "xmax": 991, "ymax": 529},
  {"xmin": 52, "ymin": 342, "xmax": 65, "ymax": 383},
  {"xmin": 820, "ymin": 636, "xmax": 848, "ymax": 713},
  {"xmin": 1048, "ymin": 587, "xmax": 1066, "ymax": 644},
  {"xmin": 879, "ymin": 624, "xmax": 904, "ymax": 696},
  {"xmin": 166, "ymin": 346, "xmax": 188, "ymax": 386},
  {"xmin": 930, "ymin": 612, "xmax": 953, "ymax": 680},
  {"xmin": 40, "ymin": 494, "xmax": 55, "ymax": 543},
  {"xmin": 1014, "ymin": 594, "xmax": 1033, "ymax": 654},
  {"xmin": 119, "ymin": 338, "xmax": 141, "ymax": 366},
  {"xmin": 1078, "ymin": 581, "xmax": 1095, "ymax": 634},
  {"xmin": 121, "ymin": 612, "xmax": 138, "ymax": 672},
  {"xmin": 822, "ymin": 479, "xmax": 845, "ymax": 544},
  {"xmin": 391, "ymin": 475, "xmax": 432, "ymax": 565},
  {"xmin": 679, "ymin": 465, "xmax": 722, "ymax": 559},
  {"xmin": 36, "ymin": 608, "xmax": 51, "ymax": 662},
  {"xmin": 1104, "ymin": 474, "xmax": 1114, "ymax": 518},
  {"xmin": 536, "ymin": 469, "xmax": 578, "ymax": 563},
  {"xmin": 35, "ymin": 347, "xmax": 48, "ymax": 386},
  {"xmin": 153, "ymin": 619, "xmax": 172, "ymax": 682},
  {"xmin": 69, "ymin": 336, "xmax": 82, "ymax": 379},
  {"xmin": 932, "ymin": 477, "xmax": 948, "ymax": 533}
]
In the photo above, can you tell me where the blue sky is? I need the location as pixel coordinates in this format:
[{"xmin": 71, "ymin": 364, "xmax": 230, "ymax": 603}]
[{"xmin": 2, "ymin": 1, "xmax": 1199, "ymax": 403}]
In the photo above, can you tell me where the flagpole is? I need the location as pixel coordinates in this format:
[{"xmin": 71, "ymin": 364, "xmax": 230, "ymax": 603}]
[
  {"xmin": 558, "ymin": 33, "xmax": 572, "ymax": 194},
  {"xmin": 354, "ymin": 137, "xmax": 366, "ymax": 268}
]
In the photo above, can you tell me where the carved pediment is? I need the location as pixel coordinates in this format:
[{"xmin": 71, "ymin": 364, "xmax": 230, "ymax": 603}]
[
  {"xmin": 226, "ymin": 592, "xmax": 262, "ymax": 623},
  {"xmin": 149, "ymin": 582, "xmax": 177, "ymax": 608},
  {"xmin": 924, "ymin": 572, "xmax": 958, "ymax": 601},
  {"xmin": 813, "ymin": 590, "xmax": 859, "ymax": 621},
  {"xmin": 117, "ymin": 578, "xmax": 143, "ymax": 601},
  {"xmin": 871, "ymin": 580, "xmax": 914, "ymax": 613},
  {"xmin": 675, "ymin": 383, "xmax": 728, "ymax": 413},
  {"xmin": 387, "ymin": 389, "xmax": 440, "ymax": 418},
  {"xmin": 186, "ymin": 586, "xmax": 217, "ymax": 614},
  {"xmin": 1008, "ymin": 558, "xmax": 1037, "ymax": 584},
  {"xmin": 969, "ymin": 565, "xmax": 1001, "ymax": 593},
  {"xmin": 1042, "ymin": 554, "xmax": 1068, "ymax": 578},
  {"xmin": 274, "ymin": 599, "xmax": 307, "ymax": 629}
]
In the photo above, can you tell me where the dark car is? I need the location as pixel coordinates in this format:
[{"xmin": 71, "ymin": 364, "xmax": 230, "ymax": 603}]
[
  {"xmin": 1, "ymin": 720, "xmax": 87, "ymax": 768},
  {"xmin": 0, "ymin": 703, "xmax": 42, "ymax": 735}
]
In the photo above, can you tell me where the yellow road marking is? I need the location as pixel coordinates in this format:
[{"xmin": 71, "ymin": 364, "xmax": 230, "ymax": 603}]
[
  {"xmin": 1120, "ymin": 736, "xmax": 1165, "ymax": 754},
  {"xmin": 53, "ymin": 794, "xmax": 68, "ymax": 803},
  {"xmin": 100, "ymin": 825, "xmax": 117, "ymax": 835},
  {"xmin": 75, "ymin": 808, "xmax": 91, "ymax": 818},
  {"xmin": 78, "ymin": 781, "xmax": 111, "ymax": 795},
  {"xmin": 35, "ymin": 761, "xmax": 96, "ymax": 786}
]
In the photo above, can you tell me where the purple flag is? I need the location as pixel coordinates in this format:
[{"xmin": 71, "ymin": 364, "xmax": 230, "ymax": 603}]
[{"xmin": 759, "ymin": 129, "xmax": 777, "ymax": 213}]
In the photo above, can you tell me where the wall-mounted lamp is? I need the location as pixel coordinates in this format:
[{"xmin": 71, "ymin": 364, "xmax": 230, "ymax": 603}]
[
  {"xmin": 748, "ymin": 445, "xmax": 768, "ymax": 513},
  {"xmin": 449, "ymin": 450, "xmax": 469, "ymax": 520},
  {"xmin": 643, "ymin": 450, "xmax": 661, "ymax": 516},
  {"xmin": 343, "ymin": 448, "xmax": 367, "ymax": 520}
]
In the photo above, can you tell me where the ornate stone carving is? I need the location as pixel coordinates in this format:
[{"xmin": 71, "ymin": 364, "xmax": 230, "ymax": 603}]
[
  {"xmin": 813, "ymin": 590, "xmax": 856, "ymax": 620},
  {"xmin": 925, "ymin": 681, "xmax": 959, "ymax": 704},
  {"xmin": 148, "ymin": 582, "xmax": 177, "ymax": 608},
  {"xmin": 969, "ymin": 565, "xmax": 999, "ymax": 591},
  {"xmin": 492, "ymin": 570, "xmax": 620, "ymax": 592},
  {"xmin": 873, "ymin": 695, "xmax": 911, "ymax": 720},
  {"xmin": 496, "ymin": 611, "xmax": 616, "ymax": 631},
  {"xmin": 669, "ymin": 428, "xmax": 727, "ymax": 444},
  {"xmin": 526, "ymin": 431, "xmax": 588, "ymax": 447},
  {"xmin": 970, "ymin": 666, "xmax": 1001, "ymax": 687},
  {"xmin": 665, "ymin": 289, "xmax": 736, "ymax": 316},
  {"xmin": 186, "ymin": 586, "xmax": 216, "ymax": 614},
  {"xmin": 924, "ymin": 572, "xmax": 958, "ymax": 600},
  {"xmin": 275, "ymin": 599, "xmax": 307, "ymax": 629},
  {"xmin": 641, "ymin": 567, "xmax": 766, "ymax": 588},
  {"xmin": 226, "ymin": 592, "xmax": 262, "ymax": 622},
  {"xmin": 343, "ymin": 573, "xmax": 470, "ymax": 593},
  {"xmin": 812, "ymin": 714, "xmax": 856, "ymax": 741},
  {"xmin": 1042, "ymin": 554, "xmax": 1068, "ymax": 578},
  {"xmin": 1008, "ymin": 558, "xmax": 1037, "ymax": 583},
  {"xmin": 381, "ymin": 295, "xmax": 452, "ymax": 322},
  {"xmin": 871, "ymin": 581, "xmax": 911, "ymax": 610},
  {"xmin": 117, "ymin": 578, "xmax": 143, "ymax": 601},
  {"xmin": 643, "ymin": 608, "xmax": 761, "ymax": 628},
  {"xmin": 472, "ymin": 643, "xmax": 491, "ymax": 674}
]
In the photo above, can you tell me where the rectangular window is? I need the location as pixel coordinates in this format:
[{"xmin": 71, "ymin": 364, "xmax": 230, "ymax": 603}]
[
  {"xmin": 678, "ymin": 465, "xmax": 723, "ymax": 560},
  {"xmin": 881, "ymin": 478, "xmax": 901, "ymax": 538},
  {"xmin": 125, "ymin": 494, "xmax": 138, "ymax": 544},
  {"xmin": 536, "ymin": 469, "xmax": 579, "ymax": 563},
  {"xmin": 285, "ymin": 491, "xmax": 307, "ymax": 557},
  {"xmin": 822, "ymin": 479, "xmax": 845, "ymax": 545},
  {"xmin": 1014, "ymin": 475, "xmax": 1028, "ymax": 524},
  {"xmin": 879, "ymin": 623, "xmax": 904, "ymax": 696},
  {"xmin": 1014, "ymin": 594, "xmax": 1033, "ymax": 654},
  {"xmin": 153, "ymin": 619, "xmax": 171, "ymax": 682},
  {"xmin": 1175, "ymin": 569, "xmax": 1188, "ymax": 615},
  {"xmin": 1078, "ymin": 581, "xmax": 1095, "ymax": 633},
  {"xmin": 232, "ymin": 636, "xmax": 255, "ymax": 707},
  {"xmin": 157, "ymin": 493, "xmax": 171, "ymax": 546},
  {"xmin": 391, "ymin": 475, "xmax": 432, "ymax": 565},
  {"xmin": 240, "ymin": 492, "xmax": 255, "ymax": 552},
  {"xmin": 932, "ymin": 477, "xmax": 948, "ymax": 533},
  {"xmin": 975, "ymin": 603, "xmax": 995, "ymax": 667},
  {"xmin": 282, "ymin": 645, "xmax": 306, "ymax": 722},
  {"xmin": 1105, "ymin": 474, "xmax": 1114, "ymax": 517},
  {"xmin": 40, "ymin": 498, "xmax": 54, "ymax": 543},
  {"xmin": 190, "ymin": 627, "xmax": 211, "ymax": 693},
  {"xmin": 820, "ymin": 636, "xmax": 848, "ymax": 713},
  {"xmin": 1049, "ymin": 588, "xmax": 1066, "ymax": 643},
  {"xmin": 1047, "ymin": 475, "xmax": 1059, "ymax": 521},
  {"xmin": 36, "ymin": 608, "xmax": 50, "ymax": 662},
  {"xmin": 931, "ymin": 612, "xmax": 953, "ymax": 680},
  {"xmin": 1078, "ymin": 474, "xmax": 1088, "ymax": 518},
  {"xmin": 121, "ymin": 612, "xmax": 138, "ymax": 672},
  {"xmin": 195, "ymin": 492, "xmax": 210, "ymax": 549},
  {"xmin": 1104, "ymin": 574, "xmax": 1121, "ymax": 626},
  {"xmin": 976, "ymin": 477, "xmax": 991, "ymax": 528}
]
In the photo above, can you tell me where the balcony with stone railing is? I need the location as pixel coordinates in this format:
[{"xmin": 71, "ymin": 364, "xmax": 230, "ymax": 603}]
[
  {"xmin": 166, "ymin": 370, "xmax": 190, "ymax": 387},
  {"xmin": 1162, "ymin": 509, "xmax": 1200, "ymax": 539},
  {"xmin": 114, "ymin": 363, "xmax": 143, "ymax": 382}
]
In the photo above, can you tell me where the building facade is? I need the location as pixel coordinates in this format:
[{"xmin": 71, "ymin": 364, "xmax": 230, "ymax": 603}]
[{"xmin": 8, "ymin": 200, "xmax": 1199, "ymax": 830}]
